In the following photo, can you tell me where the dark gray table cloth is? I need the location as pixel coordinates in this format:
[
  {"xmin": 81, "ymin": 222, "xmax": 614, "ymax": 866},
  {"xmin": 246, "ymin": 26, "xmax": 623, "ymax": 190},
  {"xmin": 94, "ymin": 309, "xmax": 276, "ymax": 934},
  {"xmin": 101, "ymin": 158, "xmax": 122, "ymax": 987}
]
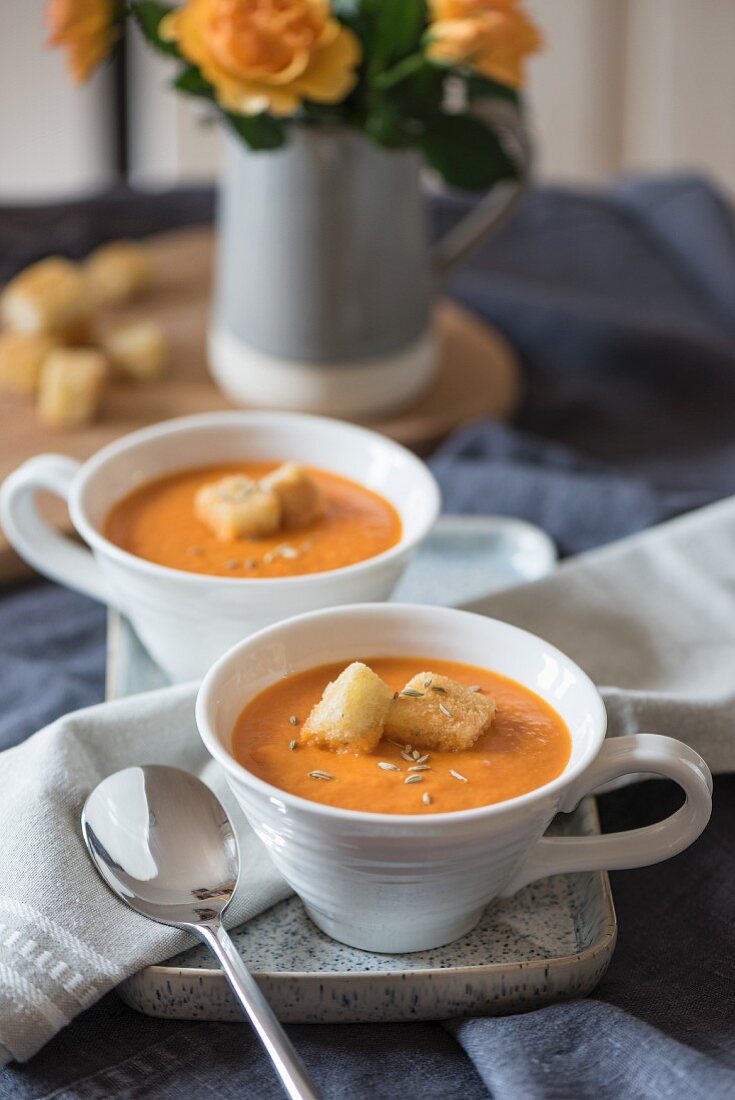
[{"xmin": 1, "ymin": 178, "xmax": 733, "ymax": 1098}]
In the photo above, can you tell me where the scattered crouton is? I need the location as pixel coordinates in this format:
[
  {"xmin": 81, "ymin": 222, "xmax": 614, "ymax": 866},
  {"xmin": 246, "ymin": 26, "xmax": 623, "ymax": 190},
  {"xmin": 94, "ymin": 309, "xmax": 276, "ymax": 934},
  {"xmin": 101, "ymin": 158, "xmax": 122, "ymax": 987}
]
[
  {"xmin": 0, "ymin": 331, "xmax": 56, "ymax": 395},
  {"xmin": 103, "ymin": 319, "xmax": 168, "ymax": 382},
  {"xmin": 301, "ymin": 662, "xmax": 394, "ymax": 753},
  {"xmin": 1, "ymin": 257, "xmax": 88, "ymax": 337},
  {"xmin": 57, "ymin": 313, "xmax": 95, "ymax": 347},
  {"xmin": 384, "ymin": 672, "xmax": 496, "ymax": 752},
  {"xmin": 85, "ymin": 240, "xmax": 152, "ymax": 305},
  {"xmin": 195, "ymin": 475, "xmax": 281, "ymax": 540},
  {"xmin": 261, "ymin": 462, "xmax": 326, "ymax": 528},
  {"xmin": 37, "ymin": 348, "xmax": 107, "ymax": 428}
]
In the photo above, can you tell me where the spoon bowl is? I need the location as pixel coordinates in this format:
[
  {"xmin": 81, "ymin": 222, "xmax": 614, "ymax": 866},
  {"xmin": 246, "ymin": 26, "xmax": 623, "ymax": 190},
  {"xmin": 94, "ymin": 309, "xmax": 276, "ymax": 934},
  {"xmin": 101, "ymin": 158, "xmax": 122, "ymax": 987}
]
[
  {"xmin": 83, "ymin": 765, "xmax": 238, "ymax": 926},
  {"xmin": 82, "ymin": 764, "xmax": 320, "ymax": 1100}
]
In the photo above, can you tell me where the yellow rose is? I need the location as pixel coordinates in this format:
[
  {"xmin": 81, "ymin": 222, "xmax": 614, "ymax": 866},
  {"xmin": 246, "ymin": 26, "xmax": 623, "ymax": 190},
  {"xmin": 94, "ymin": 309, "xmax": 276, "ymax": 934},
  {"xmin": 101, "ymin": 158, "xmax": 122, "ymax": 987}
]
[
  {"xmin": 427, "ymin": 0, "xmax": 542, "ymax": 88},
  {"xmin": 162, "ymin": 0, "xmax": 362, "ymax": 117},
  {"xmin": 46, "ymin": 0, "xmax": 118, "ymax": 83}
]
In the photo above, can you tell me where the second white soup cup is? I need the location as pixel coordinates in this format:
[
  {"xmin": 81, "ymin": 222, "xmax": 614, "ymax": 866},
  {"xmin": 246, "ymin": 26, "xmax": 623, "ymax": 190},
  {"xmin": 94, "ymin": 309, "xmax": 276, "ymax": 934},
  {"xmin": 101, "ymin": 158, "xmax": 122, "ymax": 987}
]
[
  {"xmin": 197, "ymin": 603, "xmax": 712, "ymax": 954},
  {"xmin": 0, "ymin": 412, "xmax": 440, "ymax": 681}
]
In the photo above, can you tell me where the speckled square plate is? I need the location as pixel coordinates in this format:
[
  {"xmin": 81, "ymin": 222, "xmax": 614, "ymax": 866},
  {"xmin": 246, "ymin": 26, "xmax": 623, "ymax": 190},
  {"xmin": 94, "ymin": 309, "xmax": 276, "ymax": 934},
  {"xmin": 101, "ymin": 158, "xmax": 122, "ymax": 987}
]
[
  {"xmin": 108, "ymin": 516, "xmax": 617, "ymax": 1023},
  {"xmin": 118, "ymin": 800, "xmax": 615, "ymax": 1023}
]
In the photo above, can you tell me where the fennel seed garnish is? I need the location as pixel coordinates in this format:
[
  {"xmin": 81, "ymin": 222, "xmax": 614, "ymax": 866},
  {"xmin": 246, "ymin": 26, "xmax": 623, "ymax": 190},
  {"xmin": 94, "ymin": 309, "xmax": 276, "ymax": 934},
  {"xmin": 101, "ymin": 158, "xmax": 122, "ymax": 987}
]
[
  {"xmin": 401, "ymin": 751, "xmax": 415, "ymax": 763},
  {"xmin": 415, "ymin": 753, "xmax": 430, "ymax": 765},
  {"xmin": 264, "ymin": 543, "xmax": 300, "ymax": 564},
  {"xmin": 309, "ymin": 770, "xmax": 334, "ymax": 781},
  {"xmin": 422, "ymin": 792, "xmax": 432, "ymax": 806},
  {"xmin": 468, "ymin": 685, "xmax": 482, "ymax": 693},
  {"xmin": 401, "ymin": 688, "xmax": 424, "ymax": 698},
  {"xmin": 412, "ymin": 749, "xmax": 421, "ymax": 760},
  {"xmin": 450, "ymin": 769, "xmax": 468, "ymax": 782},
  {"xmin": 439, "ymin": 703, "xmax": 453, "ymax": 719},
  {"xmin": 423, "ymin": 677, "xmax": 433, "ymax": 688},
  {"xmin": 378, "ymin": 761, "xmax": 400, "ymax": 771},
  {"xmin": 408, "ymin": 764, "xmax": 430, "ymax": 772},
  {"xmin": 288, "ymin": 715, "xmax": 299, "ymax": 726},
  {"xmin": 288, "ymin": 740, "xmax": 297, "ymax": 751},
  {"xmin": 404, "ymin": 774, "xmax": 424, "ymax": 784}
]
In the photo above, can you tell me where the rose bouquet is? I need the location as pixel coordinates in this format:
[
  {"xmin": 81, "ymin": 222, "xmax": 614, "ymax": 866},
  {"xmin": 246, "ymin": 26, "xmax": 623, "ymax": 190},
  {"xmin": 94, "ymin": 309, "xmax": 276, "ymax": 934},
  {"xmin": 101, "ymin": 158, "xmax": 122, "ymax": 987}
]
[{"xmin": 48, "ymin": 0, "xmax": 541, "ymax": 189}]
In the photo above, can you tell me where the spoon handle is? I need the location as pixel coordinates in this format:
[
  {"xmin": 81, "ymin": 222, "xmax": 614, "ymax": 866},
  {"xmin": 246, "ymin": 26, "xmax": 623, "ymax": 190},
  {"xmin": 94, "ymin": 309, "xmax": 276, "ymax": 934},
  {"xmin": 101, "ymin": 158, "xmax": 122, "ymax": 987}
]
[{"xmin": 198, "ymin": 921, "xmax": 322, "ymax": 1100}]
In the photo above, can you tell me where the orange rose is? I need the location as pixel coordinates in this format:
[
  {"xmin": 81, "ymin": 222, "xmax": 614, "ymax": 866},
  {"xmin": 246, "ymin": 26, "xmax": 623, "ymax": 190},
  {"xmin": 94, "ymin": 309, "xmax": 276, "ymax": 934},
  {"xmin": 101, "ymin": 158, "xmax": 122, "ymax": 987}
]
[
  {"xmin": 162, "ymin": 0, "xmax": 362, "ymax": 117},
  {"xmin": 427, "ymin": 0, "xmax": 542, "ymax": 88},
  {"xmin": 46, "ymin": 0, "xmax": 118, "ymax": 83}
]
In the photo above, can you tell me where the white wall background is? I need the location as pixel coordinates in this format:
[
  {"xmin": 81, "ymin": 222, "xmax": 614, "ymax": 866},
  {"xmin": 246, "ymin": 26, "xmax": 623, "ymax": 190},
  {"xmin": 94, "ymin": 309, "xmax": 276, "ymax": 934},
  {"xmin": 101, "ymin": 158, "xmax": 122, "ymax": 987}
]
[
  {"xmin": 525, "ymin": 0, "xmax": 735, "ymax": 191},
  {"xmin": 0, "ymin": 0, "xmax": 115, "ymax": 198},
  {"xmin": 2, "ymin": 0, "xmax": 735, "ymax": 198}
]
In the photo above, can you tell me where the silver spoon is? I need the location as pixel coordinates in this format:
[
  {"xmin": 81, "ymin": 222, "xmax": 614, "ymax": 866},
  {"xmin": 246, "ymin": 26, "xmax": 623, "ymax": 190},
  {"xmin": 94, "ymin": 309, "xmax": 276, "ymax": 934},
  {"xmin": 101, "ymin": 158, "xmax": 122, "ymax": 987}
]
[{"xmin": 82, "ymin": 764, "xmax": 321, "ymax": 1100}]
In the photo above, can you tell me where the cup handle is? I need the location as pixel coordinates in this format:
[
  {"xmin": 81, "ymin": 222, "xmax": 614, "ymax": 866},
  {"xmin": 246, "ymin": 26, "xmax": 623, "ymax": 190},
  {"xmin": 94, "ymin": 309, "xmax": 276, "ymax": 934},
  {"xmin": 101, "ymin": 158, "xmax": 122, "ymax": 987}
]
[
  {"xmin": 0, "ymin": 454, "xmax": 112, "ymax": 605},
  {"xmin": 432, "ymin": 102, "xmax": 531, "ymax": 280},
  {"xmin": 500, "ymin": 734, "xmax": 713, "ymax": 896}
]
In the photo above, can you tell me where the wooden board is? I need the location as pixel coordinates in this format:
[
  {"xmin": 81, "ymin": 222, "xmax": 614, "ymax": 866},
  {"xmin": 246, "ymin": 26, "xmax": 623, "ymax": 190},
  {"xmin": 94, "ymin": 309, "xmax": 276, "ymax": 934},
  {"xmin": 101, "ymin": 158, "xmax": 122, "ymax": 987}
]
[{"xmin": 0, "ymin": 226, "xmax": 521, "ymax": 582}]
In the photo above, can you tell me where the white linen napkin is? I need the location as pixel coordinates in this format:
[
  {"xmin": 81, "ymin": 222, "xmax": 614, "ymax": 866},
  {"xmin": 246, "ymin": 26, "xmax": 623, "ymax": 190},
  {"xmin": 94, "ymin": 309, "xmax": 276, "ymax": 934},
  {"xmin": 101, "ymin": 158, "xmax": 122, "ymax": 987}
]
[
  {"xmin": 465, "ymin": 493, "xmax": 735, "ymax": 776},
  {"xmin": 0, "ymin": 685, "xmax": 290, "ymax": 1064},
  {"xmin": 2, "ymin": 494, "xmax": 735, "ymax": 1064}
]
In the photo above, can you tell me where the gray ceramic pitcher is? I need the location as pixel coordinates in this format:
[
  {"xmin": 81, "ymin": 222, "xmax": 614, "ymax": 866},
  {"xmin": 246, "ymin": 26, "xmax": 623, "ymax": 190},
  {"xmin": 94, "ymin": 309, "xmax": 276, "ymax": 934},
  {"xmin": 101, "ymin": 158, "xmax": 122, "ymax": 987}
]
[{"xmin": 210, "ymin": 114, "xmax": 528, "ymax": 418}]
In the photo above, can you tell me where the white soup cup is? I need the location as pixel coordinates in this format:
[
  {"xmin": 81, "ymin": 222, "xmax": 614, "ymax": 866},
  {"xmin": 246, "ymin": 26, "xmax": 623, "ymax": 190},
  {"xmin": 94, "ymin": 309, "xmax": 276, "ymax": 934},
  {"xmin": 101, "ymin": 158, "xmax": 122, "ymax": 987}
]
[
  {"xmin": 0, "ymin": 413, "xmax": 440, "ymax": 681},
  {"xmin": 197, "ymin": 603, "xmax": 712, "ymax": 953}
]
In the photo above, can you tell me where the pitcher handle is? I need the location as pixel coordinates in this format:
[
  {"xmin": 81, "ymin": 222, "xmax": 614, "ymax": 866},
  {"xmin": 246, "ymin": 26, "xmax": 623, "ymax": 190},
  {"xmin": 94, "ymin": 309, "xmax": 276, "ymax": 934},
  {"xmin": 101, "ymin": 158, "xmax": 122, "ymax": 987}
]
[
  {"xmin": 501, "ymin": 734, "xmax": 713, "ymax": 896},
  {"xmin": 432, "ymin": 102, "xmax": 531, "ymax": 279},
  {"xmin": 0, "ymin": 454, "xmax": 112, "ymax": 605}
]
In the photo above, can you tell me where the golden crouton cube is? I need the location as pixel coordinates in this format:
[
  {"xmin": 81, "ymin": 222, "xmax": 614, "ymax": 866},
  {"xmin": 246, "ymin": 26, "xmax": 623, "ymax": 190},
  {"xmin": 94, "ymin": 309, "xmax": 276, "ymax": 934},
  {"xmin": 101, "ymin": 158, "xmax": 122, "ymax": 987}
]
[
  {"xmin": 103, "ymin": 320, "xmax": 168, "ymax": 382},
  {"xmin": 195, "ymin": 475, "xmax": 281, "ymax": 540},
  {"xmin": 1, "ymin": 257, "xmax": 88, "ymax": 337},
  {"xmin": 37, "ymin": 348, "xmax": 107, "ymax": 428},
  {"xmin": 261, "ymin": 462, "xmax": 326, "ymax": 528},
  {"xmin": 85, "ymin": 241, "xmax": 152, "ymax": 305},
  {"xmin": 301, "ymin": 662, "xmax": 394, "ymax": 753},
  {"xmin": 0, "ymin": 331, "xmax": 56, "ymax": 395},
  {"xmin": 384, "ymin": 673, "xmax": 496, "ymax": 752},
  {"xmin": 57, "ymin": 313, "xmax": 94, "ymax": 347}
]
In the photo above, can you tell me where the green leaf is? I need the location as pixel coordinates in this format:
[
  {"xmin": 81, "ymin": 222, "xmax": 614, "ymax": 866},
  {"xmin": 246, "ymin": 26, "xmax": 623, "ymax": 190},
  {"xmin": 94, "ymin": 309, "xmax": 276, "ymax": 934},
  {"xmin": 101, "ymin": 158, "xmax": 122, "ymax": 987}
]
[
  {"xmin": 466, "ymin": 74, "xmax": 521, "ymax": 108},
  {"xmin": 371, "ymin": 0, "xmax": 426, "ymax": 66},
  {"xmin": 393, "ymin": 64, "xmax": 445, "ymax": 116},
  {"xmin": 173, "ymin": 66, "xmax": 213, "ymax": 100},
  {"xmin": 224, "ymin": 112, "xmax": 286, "ymax": 151},
  {"xmin": 373, "ymin": 51, "xmax": 426, "ymax": 91},
  {"xmin": 364, "ymin": 101, "xmax": 414, "ymax": 149},
  {"xmin": 131, "ymin": 1, "xmax": 180, "ymax": 58},
  {"xmin": 421, "ymin": 114, "xmax": 517, "ymax": 190},
  {"xmin": 300, "ymin": 100, "xmax": 347, "ymax": 126}
]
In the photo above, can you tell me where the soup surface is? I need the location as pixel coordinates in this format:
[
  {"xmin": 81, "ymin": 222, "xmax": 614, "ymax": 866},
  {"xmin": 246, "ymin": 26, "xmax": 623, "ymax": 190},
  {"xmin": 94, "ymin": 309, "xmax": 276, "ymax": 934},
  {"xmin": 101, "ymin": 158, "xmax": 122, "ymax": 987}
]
[
  {"xmin": 105, "ymin": 462, "xmax": 402, "ymax": 578},
  {"xmin": 232, "ymin": 657, "xmax": 572, "ymax": 814}
]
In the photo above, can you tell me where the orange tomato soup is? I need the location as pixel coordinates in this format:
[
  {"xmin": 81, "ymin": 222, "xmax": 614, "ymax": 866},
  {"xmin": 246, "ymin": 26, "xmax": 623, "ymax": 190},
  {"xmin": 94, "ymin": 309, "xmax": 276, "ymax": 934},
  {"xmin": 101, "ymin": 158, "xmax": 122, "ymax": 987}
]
[
  {"xmin": 232, "ymin": 657, "xmax": 572, "ymax": 814},
  {"xmin": 104, "ymin": 462, "xmax": 402, "ymax": 578}
]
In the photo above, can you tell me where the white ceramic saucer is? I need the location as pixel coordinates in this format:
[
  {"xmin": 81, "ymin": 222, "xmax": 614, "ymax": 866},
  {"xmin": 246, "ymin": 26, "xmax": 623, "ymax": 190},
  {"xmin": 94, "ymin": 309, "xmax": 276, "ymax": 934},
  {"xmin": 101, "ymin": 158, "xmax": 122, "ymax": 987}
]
[{"xmin": 392, "ymin": 514, "xmax": 557, "ymax": 606}]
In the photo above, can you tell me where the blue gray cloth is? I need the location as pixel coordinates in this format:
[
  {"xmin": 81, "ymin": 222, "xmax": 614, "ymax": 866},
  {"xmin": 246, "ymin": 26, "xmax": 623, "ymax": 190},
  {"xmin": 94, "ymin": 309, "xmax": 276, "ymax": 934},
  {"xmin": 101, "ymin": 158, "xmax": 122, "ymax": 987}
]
[{"xmin": 1, "ymin": 177, "xmax": 734, "ymax": 1097}]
